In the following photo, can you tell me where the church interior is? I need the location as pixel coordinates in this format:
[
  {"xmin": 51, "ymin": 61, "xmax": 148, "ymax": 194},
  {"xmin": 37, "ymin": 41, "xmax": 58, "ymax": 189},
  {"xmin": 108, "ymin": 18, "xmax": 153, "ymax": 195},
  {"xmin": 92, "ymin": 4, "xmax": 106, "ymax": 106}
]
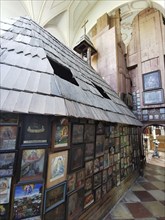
[{"xmin": 0, "ymin": 0, "xmax": 165, "ymax": 219}]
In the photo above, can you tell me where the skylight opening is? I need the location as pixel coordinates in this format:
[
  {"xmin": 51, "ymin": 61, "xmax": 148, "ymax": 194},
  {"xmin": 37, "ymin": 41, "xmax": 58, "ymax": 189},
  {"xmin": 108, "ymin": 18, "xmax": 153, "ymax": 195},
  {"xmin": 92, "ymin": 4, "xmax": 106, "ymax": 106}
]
[
  {"xmin": 93, "ymin": 83, "xmax": 111, "ymax": 100},
  {"xmin": 48, "ymin": 57, "xmax": 79, "ymax": 86}
]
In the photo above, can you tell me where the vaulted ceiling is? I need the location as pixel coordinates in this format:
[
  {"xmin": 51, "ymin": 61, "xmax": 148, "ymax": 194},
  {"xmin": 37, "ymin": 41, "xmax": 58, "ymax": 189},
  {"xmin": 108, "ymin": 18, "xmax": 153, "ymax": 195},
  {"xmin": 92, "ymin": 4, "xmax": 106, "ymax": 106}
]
[{"xmin": 1, "ymin": 0, "xmax": 165, "ymax": 49}]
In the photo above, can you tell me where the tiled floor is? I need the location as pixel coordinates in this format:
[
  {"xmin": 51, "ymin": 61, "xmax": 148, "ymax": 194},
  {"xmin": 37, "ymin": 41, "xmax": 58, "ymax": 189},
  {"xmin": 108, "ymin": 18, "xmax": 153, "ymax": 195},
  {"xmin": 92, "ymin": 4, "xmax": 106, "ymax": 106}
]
[{"xmin": 103, "ymin": 160, "xmax": 165, "ymax": 220}]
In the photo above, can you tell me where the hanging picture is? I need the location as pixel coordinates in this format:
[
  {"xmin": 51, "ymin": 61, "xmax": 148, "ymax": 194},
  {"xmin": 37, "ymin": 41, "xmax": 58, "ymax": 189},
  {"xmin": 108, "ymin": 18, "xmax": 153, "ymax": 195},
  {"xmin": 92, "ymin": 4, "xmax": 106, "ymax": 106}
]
[
  {"xmin": 95, "ymin": 135, "xmax": 104, "ymax": 157},
  {"xmin": 84, "ymin": 192, "xmax": 94, "ymax": 209},
  {"xmin": 44, "ymin": 202, "xmax": 66, "ymax": 220},
  {"xmin": 44, "ymin": 182, "xmax": 66, "ymax": 213},
  {"xmin": 85, "ymin": 160, "xmax": 93, "ymax": 177},
  {"xmin": 0, "ymin": 113, "xmax": 18, "ymax": 124},
  {"xmin": 84, "ymin": 143, "xmax": 94, "ymax": 161},
  {"xmin": 20, "ymin": 149, "xmax": 46, "ymax": 182},
  {"xmin": 69, "ymin": 145, "xmax": 84, "ymax": 172},
  {"xmin": 84, "ymin": 124, "xmax": 95, "ymax": 142},
  {"xmin": 13, "ymin": 182, "xmax": 43, "ymax": 219},
  {"xmin": 67, "ymin": 173, "xmax": 76, "ymax": 194},
  {"xmin": 93, "ymin": 158, "xmax": 100, "ymax": 173},
  {"xmin": 21, "ymin": 115, "xmax": 49, "ymax": 146},
  {"xmin": 95, "ymin": 186, "xmax": 102, "ymax": 202},
  {"xmin": 76, "ymin": 169, "xmax": 85, "ymax": 189},
  {"xmin": 143, "ymin": 70, "xmax": 161, "ymax": 91},
  {"xmin": 47, "ymin": 151, "xmax": 68, "ymax": 188},
  {"xmin": 67, "ymin": 188, "xmax": 84, "ymax": 220},
  {"xmin": 93, "ymin": 172, "xmax": 102, "ymax": 189},
  {"xmin": 143, "ymin": 89, "xmax": 164, "ymax": 105},
  {"xmin": 0, "ymin": 203, "xmax": 10, "ymax": 219},
  {"xmin": 0, "ymin": 177, "xmax": 11, "ymax": 204},
  {"xmin": 84, "ymin": 177, "xmax": 93, "ymax": 193},
  {"xmin": 96, "ymin": 122, "xmax": 104, "ymax": 134},
  {"xmin": 0, "ymin": 126, "xmax": 17, "ymax": 150},
  {"xmin": 52, "ymin": 118, "xmax": 69, "ymax": 150},
  {"xmin": 71, "ymin": 124, "xmax": 84, "ymax": 144},
  {"xmin": 0, "ymin": 152, "xmax": 15, "ymax": 176}
]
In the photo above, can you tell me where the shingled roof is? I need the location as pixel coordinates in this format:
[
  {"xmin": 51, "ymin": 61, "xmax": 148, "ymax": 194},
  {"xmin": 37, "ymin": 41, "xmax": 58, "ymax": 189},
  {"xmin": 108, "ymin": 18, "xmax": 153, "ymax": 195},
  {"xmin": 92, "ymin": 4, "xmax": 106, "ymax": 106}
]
[{"xmin": 0, "ymin": 16, "xmax": 142, "ymax": 126}]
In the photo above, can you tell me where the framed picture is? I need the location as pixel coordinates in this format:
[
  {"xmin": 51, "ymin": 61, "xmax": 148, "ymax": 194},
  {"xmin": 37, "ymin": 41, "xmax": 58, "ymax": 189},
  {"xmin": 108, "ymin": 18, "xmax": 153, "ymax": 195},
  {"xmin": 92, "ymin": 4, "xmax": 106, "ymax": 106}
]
[
  {"xmin": 23, "ymin": 216, "xmax": 41, "ymax": 220},
  {"xmin": 67, "ymin": 173, "xmax": 76, "ymax": 194},
  {"xmin": 0, "ymin": 203, "xmax": 10, "ymax": 219},
  {"xmin": 76, "ymin": 169, "xmax": 85, "ymax": 189},
  {"xmin": 95, "ymin": 135, "xmax": 104, "ymax": 157},
  {"xmin": 0, "ymin": 113, "xmax": 18, "ymax": 124},
  {"xmin": 44, "ymin": 202, "xmax": 66, "ymax": 220},
  {"xmin": 107, "ymin": 166, "xmax": 113, "ymax": 177},
  {"xmin": 95, "ymin": 186, "xmax": 102, "ymax": 202},
  {"xmin": 85, "ymin": 177, "xmax": 93, "ymax": 193},
  {"xmin": 71, "ymin": 124, "xmax": 84, "ymax": 144},
  {"xmin": 102, "ymin": 169, "xmax": 108, "ymax": 183},
  {"xmin": 143, "ymin": 89, "xmax": 164, "ymax": 105},
  {"xmin": 106, "ymin": 178, "xmax": 112, "ymax": 192},
  {"xmin": 21, "ymin": 115, "xmax": 49, "ymax": 146},
  {"xmin": 13, "ymin": 182, "xmax": 43, "ymax": 219},
  {"xmin": 93, "ymin": 172, "xmax": 102, "ymax": 189},
  {"xmin": 102, "ymin": 184, "xmax": 107, "ymax": 196},
  {"xmin": 104, "ymin": 152, "xmax": 109, "ymax": 168},
  {"xmin": 44, "ymin": 182, "xmax": 66, "ymax": 213},
  {"xmin": 96, "ymin": 122, "xmax": 104, "ymax": 134},
  {"xmin": 84, "ymin": 124, "xmax": 95, "ymax": 142},
  {"xmin": 52, "ymin": 118, "xmax": 69, "ymax": 150},
  {"xmin": 93, "ymin": 158, "xmax": 100, "ymax": 173},
  {"xmin": 20, "ymin": 149, "xmax": 46, "ymax": 182},
  {"xmin": 67, "ymin": 188, "xmax": 84, "ymax": 220},
  {"xmin": 143, "ymin": 70, "xmax": 161, "ymax": 91},
  {"xmin": 84, "ymin": 143, "xmax": 94, "ymax": 161},
  {"xmin": 46, "ymin": 151, "xmax": 68, "ymax": 188},
  {"xmin": 85, "ymin": 160, "xmax": 93, "ymax": 177},
  {"xmin": 104, "ymin": 137, "xmax": 109, "ymax": 151},
  {"xmin": 0, "ymin": 152, "xmax": 15, "ymax": 176},
  {"xmin": 0, "ymin": 126, "xmax": 17, "ymax": 150},
  {"xmin": 69, "ymin": 145, "xmax": 84, "ymax": 172},
  {"xmin": 84, "ymin": 192, "xmax": 94, "ymax": 209},
  {"xmin": 99, "ymin": 156, "xmax": 104, "ymax": 170},
  {"xmin": 0, "ymin": 177, "xmax": 11, "ymax": 204}
]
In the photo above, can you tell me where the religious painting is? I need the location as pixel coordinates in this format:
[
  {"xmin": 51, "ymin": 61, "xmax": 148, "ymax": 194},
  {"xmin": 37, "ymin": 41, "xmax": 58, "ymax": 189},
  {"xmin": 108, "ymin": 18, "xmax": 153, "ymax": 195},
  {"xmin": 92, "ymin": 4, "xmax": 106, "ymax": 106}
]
[
  {"xmin": 67, "ymin": 188, "xmax": 84, "ymax": 220},
  {"xmin": 143, "ymin": 70, "xmax": 161, "ymax": 91},
  {"xmin": 76, "ymin": 169, "xmax": 85, "ymax": 189},
  {"xmin": 44, "ymin": 203, "xmax": 66, "ymax": 220},
  {"xmin": 84, "ymin": 192, "xmax": 94, "ymax": 209},
  {"xmin": 47, "ymin": 151, "xmax": 68, "ymax": 188},
  {"xmin": 0, "ymin": 152, "xmax": 15, "ymax": 176},
  {"xmin": 21, "ymin": 115, "xmax": 49, "ymax": 146},
  {"xmin": 143, "ymin": 89, "xmax": 164, "ymax": 105},
  {"xmin": 13, "ymin": 182, "xmax": 43, "ymax": 219},
  {"xmin": 84, "ymin": 143, "xmax": 94, "ymax": 161},
  {"xmin": 71, "ymin": 124, "xmax": 84, "ymax": 144},
  {"xmin": 0, "ymin": 177, "xmax": 11, "ymax": 204},
  {"xmin": 67, "ymin": 173, "xmax": 76, "ymax": 194},
  {"xmin": 95, "ymin": 186, "xmax": 102, "ymax": 202},
  {"xmin": 93, "ymin": 172, "xmax": 102, "ymax": 189},
  {"xmin": 85, "ymin": 160, "xmax": 93, "ymax": 177},
  {"xmin": 84, "ymin": 124, "xmax": 95, "ymax": 143},
  {"xmin": 52, "ymin": 118, "xmax": 69, "ymax": 150},
  {"xmin": 96, "ymin": 122, "xmax": 104, "ymax": 134},
  {"xmin": 69, "ymin": 145, "xmax": 84, "ymax": 172},
  {"xmin": 107, "ymin": 166, "xmax": 113, "ymax": 177},
  {"xmin": 44, "ymin": 182, "xmax": 66, "ymax": 213},
  {"xmin": 20, "ymin": 149, "xmax": 45, "ymax": 182},
  {"xmin": 95, "ymin": 135, "xmax": 104, "ymax": 157},
  {"xmin": 84, "ymin": 177, "xmax": 93, "ymax": 193},
  {"xmin": 0, "ymin": 126, "xmax": 17, "ymax": 150}
]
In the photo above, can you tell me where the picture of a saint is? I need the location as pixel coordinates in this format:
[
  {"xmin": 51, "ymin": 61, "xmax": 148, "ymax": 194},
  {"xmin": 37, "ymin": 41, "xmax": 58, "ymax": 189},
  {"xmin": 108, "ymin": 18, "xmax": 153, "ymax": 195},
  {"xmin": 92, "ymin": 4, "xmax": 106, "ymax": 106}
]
[{"xmin": 50, "ymin": 156, "xmax": 65, "ymax": 182}]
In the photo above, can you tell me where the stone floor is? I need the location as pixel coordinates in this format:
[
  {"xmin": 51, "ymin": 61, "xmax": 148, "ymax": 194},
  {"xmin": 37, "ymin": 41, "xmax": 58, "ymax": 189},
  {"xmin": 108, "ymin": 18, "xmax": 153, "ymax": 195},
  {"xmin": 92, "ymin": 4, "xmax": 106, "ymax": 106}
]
[{"xmin": 103, "ymin": 156, "xmax": 165, "ymax": 220}]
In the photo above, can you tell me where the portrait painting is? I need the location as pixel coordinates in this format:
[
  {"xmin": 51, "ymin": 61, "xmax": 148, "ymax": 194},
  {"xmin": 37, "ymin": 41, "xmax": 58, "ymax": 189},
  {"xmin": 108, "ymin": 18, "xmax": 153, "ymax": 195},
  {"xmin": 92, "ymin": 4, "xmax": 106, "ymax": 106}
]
[
  {"xmin": 71, "ymin": 124, "xmax": 84, "ymax": 144},
  {"xmin": 44, "ymin": 182, "xmax": 66, "ymax": 213},
  {"xmin": 20, "ymin": 149, "xmax": 45, "ymax": 182},
  {"xmin": 0, "ymin": 126, "xmax": 17, "ymax": 150},
  {"xmin": 13, "ymin": 182, "xmax": 43, "ymax": 219},
  {"xmin": 0, "ymin": 152, "xmax": 15, "ymax": 176},
  {"xmin": 0, "ymin": 177, "xmax": 11, "ymax": 204},
  {"xmin": 47, "ymin": 151, "xmax": 68, "ymax": 188},
  {"xmin": 52, "ymin": 118, "xmax": 69, "ymax": 149}
]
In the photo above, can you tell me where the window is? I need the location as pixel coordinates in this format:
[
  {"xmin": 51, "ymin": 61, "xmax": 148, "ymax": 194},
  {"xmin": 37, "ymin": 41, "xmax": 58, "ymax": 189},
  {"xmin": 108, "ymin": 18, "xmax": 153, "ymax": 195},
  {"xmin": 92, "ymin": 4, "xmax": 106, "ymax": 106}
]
[{"xmin": 93, "ymin": 83, "xmax": 110, "ymax": 99}]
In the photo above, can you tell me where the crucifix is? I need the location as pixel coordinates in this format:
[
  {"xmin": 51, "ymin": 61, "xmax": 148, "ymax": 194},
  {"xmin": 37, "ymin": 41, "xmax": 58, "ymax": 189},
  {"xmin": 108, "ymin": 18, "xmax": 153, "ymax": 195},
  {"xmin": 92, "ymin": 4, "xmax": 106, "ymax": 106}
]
[{"xmin": 81, "ymin": 20, "xmax": 88, "ymax": 35}]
